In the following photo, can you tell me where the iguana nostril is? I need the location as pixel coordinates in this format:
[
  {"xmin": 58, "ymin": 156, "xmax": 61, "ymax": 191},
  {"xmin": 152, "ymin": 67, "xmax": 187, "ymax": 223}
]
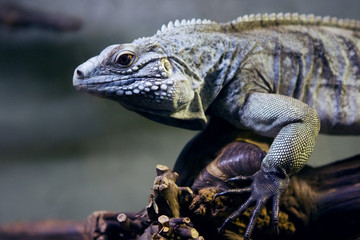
[{"xmin": 76, "ymin": 69, "xmax": 85, "ymax": 79}]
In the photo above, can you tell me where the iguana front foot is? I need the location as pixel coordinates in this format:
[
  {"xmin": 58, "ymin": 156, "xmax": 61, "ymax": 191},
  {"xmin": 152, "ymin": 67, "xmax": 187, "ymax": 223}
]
[{"xmin": 215, "ymin": 168, "xmax": 290, "ymax": 239}]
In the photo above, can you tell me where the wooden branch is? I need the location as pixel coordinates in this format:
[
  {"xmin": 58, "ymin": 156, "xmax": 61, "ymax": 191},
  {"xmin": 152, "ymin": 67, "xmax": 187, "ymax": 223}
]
[
  {"xmin": 0, "ymin": 220, "xmax": 84, "ymax": 240},
  {"xmin": 0, "ymin": 3, "xmax": 82, "ymax": 31},
  {"xmin": 83, "ymin": 141, "xmax": 360, "ymax": 240},
  {"xmin": 1, "ymin": 141, "xmax": 359, "ymax": 240}
]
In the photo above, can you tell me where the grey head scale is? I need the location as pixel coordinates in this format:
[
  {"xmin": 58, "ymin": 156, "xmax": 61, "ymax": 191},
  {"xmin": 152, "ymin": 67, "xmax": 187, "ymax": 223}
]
[{"xmin": 73, "ymin": 20, "xmax": 216, "ymax": 130}]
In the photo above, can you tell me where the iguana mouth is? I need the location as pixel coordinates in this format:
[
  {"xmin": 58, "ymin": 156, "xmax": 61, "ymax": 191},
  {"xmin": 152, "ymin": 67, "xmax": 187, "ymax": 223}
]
[
  {"xmin": 74, "ymin": 74, "xmax": 175, "ymax": 101},
  {"xmin": 73, "ymin": 76, "xmax": 135, "ymax": 87}
]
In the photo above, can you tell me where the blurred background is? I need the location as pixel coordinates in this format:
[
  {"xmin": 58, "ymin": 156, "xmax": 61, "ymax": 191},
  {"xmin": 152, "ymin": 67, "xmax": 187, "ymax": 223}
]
[{"xmin": 0, "ymin": 0, "xmax": 359, "ymax": 225}]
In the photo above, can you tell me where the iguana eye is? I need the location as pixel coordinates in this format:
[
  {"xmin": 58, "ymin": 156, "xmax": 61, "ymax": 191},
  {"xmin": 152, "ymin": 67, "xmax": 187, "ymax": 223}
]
[{"xmin": 116, "ymin": 52, "xmax": 135, "ymax": 66}]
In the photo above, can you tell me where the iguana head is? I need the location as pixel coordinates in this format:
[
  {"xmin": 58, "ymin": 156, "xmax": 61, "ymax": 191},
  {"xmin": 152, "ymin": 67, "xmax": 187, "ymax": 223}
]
[{"xmin": 73, "ymin": 34, "xmax": 207, "ymax": 130}]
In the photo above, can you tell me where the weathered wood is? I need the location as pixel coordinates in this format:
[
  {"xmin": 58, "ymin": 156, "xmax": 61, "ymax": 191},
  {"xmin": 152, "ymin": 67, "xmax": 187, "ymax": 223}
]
[
  {"xmin": 1, "ymin": 141, "xmax": 359, "ymax": 240},
  {"xmin": 0, "ymin": 3, "xmax": 82, "ymax": 31},
  {"xmin": 85, "ymin": 141, "xmax": 360, "ymax": 240},
  {"xmin": 84, "ymin": 210, "xmax": 149, "ymax": 240},
  {"xmin": 0, "ymin": 220, "xmax": 84, "ymax": 240},
  {"xmin": 189, "ymin": 141, "xmax": 360, "ymax": 240}
]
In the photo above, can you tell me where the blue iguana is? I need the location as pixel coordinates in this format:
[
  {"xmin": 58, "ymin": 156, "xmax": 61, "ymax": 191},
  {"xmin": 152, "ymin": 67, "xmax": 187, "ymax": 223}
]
[{"xmin": 73, "ymin": 13, "xmax": 360, "ymax": 239}]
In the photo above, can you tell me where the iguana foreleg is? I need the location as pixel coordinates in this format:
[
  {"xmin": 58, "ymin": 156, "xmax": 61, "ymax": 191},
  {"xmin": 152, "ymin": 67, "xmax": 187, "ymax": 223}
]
[{"xmin": 216, "ymin": 92, "xmax": 320, "ymax": 239}]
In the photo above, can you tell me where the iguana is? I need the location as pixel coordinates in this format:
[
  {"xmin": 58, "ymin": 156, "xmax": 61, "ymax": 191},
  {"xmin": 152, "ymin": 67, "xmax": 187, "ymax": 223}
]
[{"xmin": 73, "ymin": 13, "xmax": 360, "ymax": 239}]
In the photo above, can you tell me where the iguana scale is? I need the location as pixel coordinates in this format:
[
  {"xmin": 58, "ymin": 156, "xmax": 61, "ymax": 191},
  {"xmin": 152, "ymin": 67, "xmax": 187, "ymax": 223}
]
[{"xmin": 73, "ymin": 13, "xmax": 360, "ymax": 239}]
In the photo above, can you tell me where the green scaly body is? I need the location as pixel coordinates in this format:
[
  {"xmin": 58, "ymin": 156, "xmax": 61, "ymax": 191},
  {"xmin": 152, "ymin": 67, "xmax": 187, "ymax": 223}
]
[{"xmin": 73, "ymin": 13, "xmax": 360, "ymax": 239}]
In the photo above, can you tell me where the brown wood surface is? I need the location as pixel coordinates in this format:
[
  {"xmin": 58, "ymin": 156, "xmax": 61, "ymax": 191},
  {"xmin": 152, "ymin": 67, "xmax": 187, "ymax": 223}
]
[{"xmin": 1, "ymin": 143, "xmax": 359, "ymax": 240}]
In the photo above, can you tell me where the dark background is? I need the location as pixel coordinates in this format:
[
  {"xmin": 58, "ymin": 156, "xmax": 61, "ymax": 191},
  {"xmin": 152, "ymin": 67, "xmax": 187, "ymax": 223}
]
[{"xmin": 0, "ymin": 0, "xmax": 359, "ymax": 224}]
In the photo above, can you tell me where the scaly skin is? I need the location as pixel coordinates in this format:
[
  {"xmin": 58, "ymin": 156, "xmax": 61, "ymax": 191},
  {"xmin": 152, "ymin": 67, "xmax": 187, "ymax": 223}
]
[{"xmin": 73, "ymin": 13, "xmax": 360, "ymax": 239}]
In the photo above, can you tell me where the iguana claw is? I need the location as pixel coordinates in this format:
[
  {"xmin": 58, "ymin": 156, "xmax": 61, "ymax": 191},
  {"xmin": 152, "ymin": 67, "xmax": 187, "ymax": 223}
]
[{"xmin": 215, "ymin": 168, "xmax": 289, "ymax": 239}]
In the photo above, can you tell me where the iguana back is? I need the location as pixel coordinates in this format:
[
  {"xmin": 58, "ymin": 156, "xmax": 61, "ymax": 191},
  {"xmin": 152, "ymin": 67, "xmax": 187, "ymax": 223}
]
[{"xmin": 213, "ymin": 19, "xmax": 360, "ymax": 134}]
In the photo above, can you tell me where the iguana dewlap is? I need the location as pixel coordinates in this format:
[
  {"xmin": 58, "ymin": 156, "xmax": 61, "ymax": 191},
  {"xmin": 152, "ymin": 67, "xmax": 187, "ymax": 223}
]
[{"xmin": 73, "ymin": 13, "xmax": 360, "ymax": 239}]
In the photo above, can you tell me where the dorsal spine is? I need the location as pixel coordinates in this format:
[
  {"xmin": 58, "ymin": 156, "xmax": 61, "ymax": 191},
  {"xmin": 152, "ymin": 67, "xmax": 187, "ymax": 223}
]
[
  {"xmin": 228, "ymin": 13, "xmax": 360, "ymax": 31},
  {"xmin": 156, "ymin": 18, "xmax": 215, "ymax": 35},
  {"xmin": 155, "ymin": 13, "xmax": 360, "ymax": 36}
]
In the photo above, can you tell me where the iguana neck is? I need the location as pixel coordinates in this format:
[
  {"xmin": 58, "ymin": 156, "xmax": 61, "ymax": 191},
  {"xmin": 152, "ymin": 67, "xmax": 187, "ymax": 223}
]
[{"xmin": 153, "ymin": 32, "xmax": 255, "ymax": 112}]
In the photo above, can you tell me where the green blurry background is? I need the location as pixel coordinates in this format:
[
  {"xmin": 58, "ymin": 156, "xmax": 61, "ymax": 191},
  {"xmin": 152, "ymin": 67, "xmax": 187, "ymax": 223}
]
[{"xmin": 0, "ymin": 0, "xmax": 359, "ymax": 224}]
